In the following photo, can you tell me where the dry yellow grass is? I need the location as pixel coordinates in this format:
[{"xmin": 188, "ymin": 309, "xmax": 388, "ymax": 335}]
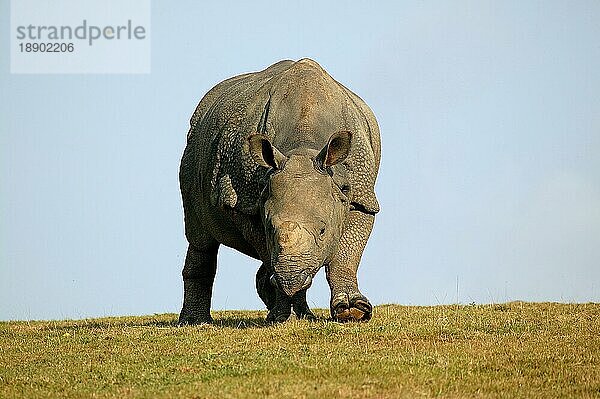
[{"xmin": 1, "ymin": 302, "xmax": 599, "ymax": 398}]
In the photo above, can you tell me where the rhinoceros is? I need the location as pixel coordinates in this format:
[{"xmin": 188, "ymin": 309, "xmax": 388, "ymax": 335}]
[{"xmin": 178, "ymin": 58, "xmax": 380, "ymax": 323}]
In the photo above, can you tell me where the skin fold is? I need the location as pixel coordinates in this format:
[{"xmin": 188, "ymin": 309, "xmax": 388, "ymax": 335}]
[{"xmin": 178, "ymin": 59, "xmax": 380, "ymax": 324}]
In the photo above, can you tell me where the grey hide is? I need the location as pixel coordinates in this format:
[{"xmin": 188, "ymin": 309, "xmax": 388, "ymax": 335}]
[{"xmin": 178, "ymin": 58, "xmax": 381, "ymax": 324}]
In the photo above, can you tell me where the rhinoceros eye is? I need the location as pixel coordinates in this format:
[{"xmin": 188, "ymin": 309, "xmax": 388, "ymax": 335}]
[{"xmin": 318, "ymin": 221, "xmax": 326, "ymax": 237}]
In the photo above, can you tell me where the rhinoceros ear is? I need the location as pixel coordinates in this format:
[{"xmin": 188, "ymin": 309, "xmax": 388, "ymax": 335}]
[
  {"xmin": 248, "ymin": 134, "xmax": 287, "ymax": 169},
  {"xmin": 316, "ymin": 130, "xmax": 352, "ymax": 168}
]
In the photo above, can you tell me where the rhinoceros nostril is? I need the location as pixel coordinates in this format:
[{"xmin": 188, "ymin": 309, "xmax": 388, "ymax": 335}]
[{"xmin": 300, "ymin": 273, "xmax": 313, "ymax": 290}]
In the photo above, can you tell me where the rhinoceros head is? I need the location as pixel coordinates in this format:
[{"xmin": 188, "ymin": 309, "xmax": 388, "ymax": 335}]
[{"xmin": 248, "ymin": 131, "xmax": 352, "ymax": 297}]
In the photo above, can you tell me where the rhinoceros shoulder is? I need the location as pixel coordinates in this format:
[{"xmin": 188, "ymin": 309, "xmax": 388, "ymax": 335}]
[
  {"xmin": 189, "ymin": 60, "xmax": 295, "ymax": 133},
  {"xmin": 190, "ymin": 61, "xmax": 296, "ymax": 215}
]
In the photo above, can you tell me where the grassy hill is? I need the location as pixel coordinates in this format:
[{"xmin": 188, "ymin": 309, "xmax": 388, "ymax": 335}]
[{"xmin": 1, "ymin": 302, "xmax": 598, "ymax": 398}]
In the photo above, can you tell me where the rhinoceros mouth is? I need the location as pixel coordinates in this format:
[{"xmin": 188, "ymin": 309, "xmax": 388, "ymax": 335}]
[{"xmin": 270, "ymin": 270, "xmax": 313, "ymax": 296}]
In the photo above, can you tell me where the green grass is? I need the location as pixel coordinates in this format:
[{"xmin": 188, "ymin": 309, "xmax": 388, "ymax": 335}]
[{"xmin": 1, "ymin": 302, "xmax": 599, "ymax": 398}]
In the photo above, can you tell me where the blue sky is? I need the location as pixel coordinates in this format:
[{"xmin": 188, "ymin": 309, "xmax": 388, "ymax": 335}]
[{"xmin": 1, "ymin": 1, "xmax": 599, "ymax": 320}]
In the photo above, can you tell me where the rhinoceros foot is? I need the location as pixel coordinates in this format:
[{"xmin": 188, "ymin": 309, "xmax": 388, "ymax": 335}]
[
  {"xmin": 266, "ymin": 293, "xmax": 292, "ymax": 323},
  {"xmin": 178, "ymin": 307, "xmax": 213, "ymax": 326},
  {"xmin": 290, "ymin": 290, "xmax": 317, "ymax": 321},
  {"xmin": 292, "ymin": 303, "xmax": 317, "ymax": 321},
  {"xmin": 330, "ymin": 292, "xmax": 372, "ymax": 322},
  {"xmin": 266, "ymin": 306, "xmax": 292, "ymax": 323}
]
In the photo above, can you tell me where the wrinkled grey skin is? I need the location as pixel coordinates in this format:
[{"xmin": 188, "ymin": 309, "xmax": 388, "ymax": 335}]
[{"xmin": 178, "ymin": 59, "xmax": 380, "ymax": 324}]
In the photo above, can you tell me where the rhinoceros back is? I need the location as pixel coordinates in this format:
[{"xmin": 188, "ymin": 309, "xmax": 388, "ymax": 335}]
[{"xmin": 181, "ymin": 59, "xmax": 380, "ymax": 217}]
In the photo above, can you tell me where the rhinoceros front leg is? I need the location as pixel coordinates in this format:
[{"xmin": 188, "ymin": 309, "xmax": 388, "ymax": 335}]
[
  {"xmin": 178, "ymin": 243, "xmax": 219, "ymax": 325},
  {"xmin": 327, "ymin": 211, "xmax": 374, "ymax": 322}
]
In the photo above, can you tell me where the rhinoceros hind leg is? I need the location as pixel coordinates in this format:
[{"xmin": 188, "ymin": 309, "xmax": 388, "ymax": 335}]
[
  {"xmin": 256, "ymin": 263, "xmax": 277, "ymax": 310},
  {"xmin": 292, "ymin": 290, "xmax": 317, "ymax": 321},
  {"xmin": 258, "ymin": 266, "xmax": 315, "ymax": 321},
  {"xmin": 178, "ymin": 242, "xmax": 219, "ymax": 325},
  {"xmin": 266, "ymin": 289, "xmax": 292, "ymax": 323}
]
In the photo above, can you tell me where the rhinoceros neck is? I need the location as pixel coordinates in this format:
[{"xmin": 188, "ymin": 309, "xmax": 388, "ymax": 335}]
[{"xmin": 266, "ymin": 60, "xmax": 346, "ymax": 153}]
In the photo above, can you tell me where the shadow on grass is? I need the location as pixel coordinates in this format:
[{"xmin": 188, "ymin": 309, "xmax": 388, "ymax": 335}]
[
  {"xmin": 211, "ymin": 314, "xmax": 331, "ymax": 329},
  {"xmin": 29, "ymin": 312, "xmax": 329, "ymax": 331},
  {"xmin": 211, "ymin": 316, "xmax": 270, "ymax": 329},
  {"xmin": 32, "ymin": 318, "xmax": 180, "ymax": 331}
]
